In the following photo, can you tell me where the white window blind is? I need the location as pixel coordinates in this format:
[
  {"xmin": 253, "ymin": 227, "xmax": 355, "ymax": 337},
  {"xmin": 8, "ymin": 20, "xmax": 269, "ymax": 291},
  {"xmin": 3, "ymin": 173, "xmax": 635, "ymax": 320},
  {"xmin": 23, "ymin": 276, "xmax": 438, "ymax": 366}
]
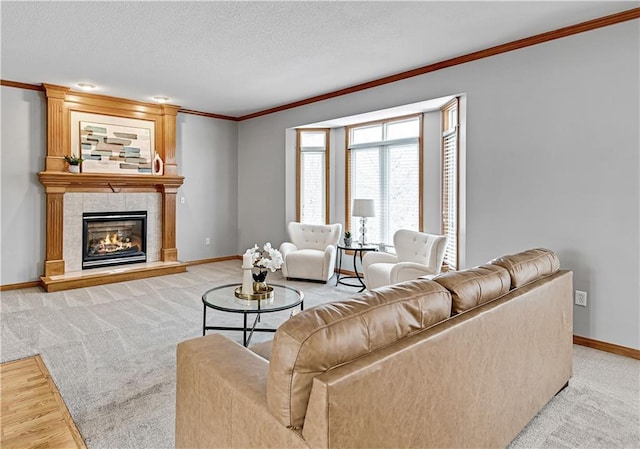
[
  {"xmin": 349, "ymin": 117, "xmax": 421, "ymax": 246},
  {"xmin": 442, "ymin": 99, "xmax": 459, "ymax": 271},
  {"xmin": 298, "ymin": 130, "xmax": 328, "ymax": 224}
]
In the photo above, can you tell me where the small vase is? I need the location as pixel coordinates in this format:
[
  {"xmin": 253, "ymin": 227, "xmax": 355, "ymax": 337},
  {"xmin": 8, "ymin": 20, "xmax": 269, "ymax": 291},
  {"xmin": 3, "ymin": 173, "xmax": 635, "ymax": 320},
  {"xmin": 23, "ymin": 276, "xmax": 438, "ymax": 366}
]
[
  {"xmin": 252, "ymin": 269, "xmax": 269, "ymax": 293},
  {"xmin": 344, "ymin": 237, "xmax": 352, "ymax": 246},
  {"xmin": 253, "ymin": 281, "xmax": 268, "ymax": 293},
  {"xmin": 152, "ymin": 153, "xmax": 164, "ymax": 175},
  {"xmin": 68, "ymin": 164, "xmax": 80, "ymax": 174}
]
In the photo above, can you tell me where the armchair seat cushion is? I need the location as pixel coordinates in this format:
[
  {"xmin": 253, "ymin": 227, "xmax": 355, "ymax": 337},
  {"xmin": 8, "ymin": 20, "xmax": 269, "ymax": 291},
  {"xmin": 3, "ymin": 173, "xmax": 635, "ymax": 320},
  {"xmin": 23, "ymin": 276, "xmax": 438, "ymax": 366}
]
[
  {"xmin": 284, "ymin": 249, "xmax": 328, "ymax": 280},
  {"xmin": 365, "ymin": 262, "xmax": 396, "ymax": 290}
]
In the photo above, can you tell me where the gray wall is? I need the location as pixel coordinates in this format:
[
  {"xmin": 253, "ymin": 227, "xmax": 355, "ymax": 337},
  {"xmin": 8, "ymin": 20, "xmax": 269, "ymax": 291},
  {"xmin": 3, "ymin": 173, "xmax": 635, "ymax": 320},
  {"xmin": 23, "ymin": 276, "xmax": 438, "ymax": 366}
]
[
  {"xmin": 0, "ymin": 87, "xmax": 46, "ymax": 285},
  {"xmin": 237, "ymin": 21, "xmax": 639, "ymax": 349},
  {"xmin": 176, "ymin": 113, "xmax": 238, "ymax": 261},
  {"xmin": 0, "ymin": 88, "xmax": 239, "ymax": 283},
  {"xmin": 1, "ymin": 21, "xmax": 638, "ymax": 349}
]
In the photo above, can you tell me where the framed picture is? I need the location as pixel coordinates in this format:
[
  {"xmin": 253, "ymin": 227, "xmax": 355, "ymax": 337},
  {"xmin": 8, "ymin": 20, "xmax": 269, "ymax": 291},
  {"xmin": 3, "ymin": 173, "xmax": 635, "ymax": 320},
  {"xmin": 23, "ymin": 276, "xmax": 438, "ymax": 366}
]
[{"xmin": 70, "ymin": 112, "xmax": 155, "ymax": 174}]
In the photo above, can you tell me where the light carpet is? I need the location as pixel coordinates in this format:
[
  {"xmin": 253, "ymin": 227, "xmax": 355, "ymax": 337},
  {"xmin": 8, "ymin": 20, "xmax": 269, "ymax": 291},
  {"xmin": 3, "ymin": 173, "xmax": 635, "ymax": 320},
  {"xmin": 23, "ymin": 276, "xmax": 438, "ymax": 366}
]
[{"xmin": 1, "ymin": 261, "xmax": 638, "ymax": 448}]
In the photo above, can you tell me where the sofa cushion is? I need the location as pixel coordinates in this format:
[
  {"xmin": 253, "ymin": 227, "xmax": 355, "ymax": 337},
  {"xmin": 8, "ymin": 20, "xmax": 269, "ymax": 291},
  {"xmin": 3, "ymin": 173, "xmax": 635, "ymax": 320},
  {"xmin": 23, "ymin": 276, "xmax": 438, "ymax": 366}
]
[
  {"xmin": 266, "ymin": 279, "xmax": 452, "ymax": 429},
  {"xmin": 433, "ymin": 264, "xmax": 511, "ymax": 314},
  {"xmin": 249, "ymin": 340, "xmax": 273, "ymax": 361},
  {"xmin": 490, "ymin": 248, "xmax": 560, "ymax": 288}
]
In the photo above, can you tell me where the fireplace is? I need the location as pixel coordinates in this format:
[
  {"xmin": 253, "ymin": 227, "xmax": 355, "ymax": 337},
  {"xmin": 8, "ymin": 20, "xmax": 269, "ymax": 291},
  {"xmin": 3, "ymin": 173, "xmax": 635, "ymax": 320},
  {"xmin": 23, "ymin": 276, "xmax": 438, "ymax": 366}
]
[{"xmin": 82, "ymin": 211, "xmax": 147, "ymax": 269}]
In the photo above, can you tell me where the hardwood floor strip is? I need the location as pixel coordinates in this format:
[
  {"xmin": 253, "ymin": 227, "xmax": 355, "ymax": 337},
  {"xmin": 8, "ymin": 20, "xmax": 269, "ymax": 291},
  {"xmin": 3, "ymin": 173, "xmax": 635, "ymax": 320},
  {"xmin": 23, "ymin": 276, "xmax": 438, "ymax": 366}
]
[{"xmin": 0, "ymin": 355, "xmax": 87, "ymax": 449}]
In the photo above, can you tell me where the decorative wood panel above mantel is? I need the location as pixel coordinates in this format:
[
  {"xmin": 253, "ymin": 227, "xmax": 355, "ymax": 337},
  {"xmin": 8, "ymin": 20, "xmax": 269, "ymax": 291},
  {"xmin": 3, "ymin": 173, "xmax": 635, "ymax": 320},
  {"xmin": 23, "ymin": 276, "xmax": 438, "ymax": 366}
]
[{"xmin": 38, "ymin": 84, "xmax": 186, "ymax": 291}]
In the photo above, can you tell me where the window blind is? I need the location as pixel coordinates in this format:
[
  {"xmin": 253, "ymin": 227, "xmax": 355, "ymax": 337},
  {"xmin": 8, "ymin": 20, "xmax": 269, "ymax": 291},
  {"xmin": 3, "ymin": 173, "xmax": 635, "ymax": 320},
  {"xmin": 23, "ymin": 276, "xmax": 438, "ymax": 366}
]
[
  {"xmin": 441, "ymin": 99, "xmax": 459, "ymax": 271},
  {"xmin": 297, "ymin": 129, "xmax": 329, "ymax": 224}
]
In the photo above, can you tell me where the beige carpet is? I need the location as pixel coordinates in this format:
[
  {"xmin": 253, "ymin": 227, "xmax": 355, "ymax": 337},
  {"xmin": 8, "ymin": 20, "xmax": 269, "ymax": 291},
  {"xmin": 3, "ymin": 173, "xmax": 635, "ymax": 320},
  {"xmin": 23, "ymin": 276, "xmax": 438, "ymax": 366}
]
[{"xmin": 1, "ymin": 260, "xmax": 638, "ymax": 448}]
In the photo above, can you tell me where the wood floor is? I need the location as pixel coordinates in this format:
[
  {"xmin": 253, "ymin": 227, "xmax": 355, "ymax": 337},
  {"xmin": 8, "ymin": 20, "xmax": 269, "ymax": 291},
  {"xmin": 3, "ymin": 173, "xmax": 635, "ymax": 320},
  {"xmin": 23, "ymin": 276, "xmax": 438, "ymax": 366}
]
[{"xmin": 1, "ymin": 355, "xmax": 86, "ymax": 449}]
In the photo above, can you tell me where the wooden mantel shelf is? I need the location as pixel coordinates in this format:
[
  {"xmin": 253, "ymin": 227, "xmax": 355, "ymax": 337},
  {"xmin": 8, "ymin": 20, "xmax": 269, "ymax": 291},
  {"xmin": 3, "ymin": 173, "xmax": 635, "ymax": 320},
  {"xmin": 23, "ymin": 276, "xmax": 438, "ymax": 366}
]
[{"xmin": 38, "ymin": 171, "xmax": 184, "ymax": 193}]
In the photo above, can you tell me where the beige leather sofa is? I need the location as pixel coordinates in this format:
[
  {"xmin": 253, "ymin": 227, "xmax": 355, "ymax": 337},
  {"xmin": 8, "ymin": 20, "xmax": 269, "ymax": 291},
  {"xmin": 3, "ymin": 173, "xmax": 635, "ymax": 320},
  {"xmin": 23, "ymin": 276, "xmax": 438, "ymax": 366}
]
[{"xmin": 176, "ymin": 248, "xmax": 573, "ymax": 448}]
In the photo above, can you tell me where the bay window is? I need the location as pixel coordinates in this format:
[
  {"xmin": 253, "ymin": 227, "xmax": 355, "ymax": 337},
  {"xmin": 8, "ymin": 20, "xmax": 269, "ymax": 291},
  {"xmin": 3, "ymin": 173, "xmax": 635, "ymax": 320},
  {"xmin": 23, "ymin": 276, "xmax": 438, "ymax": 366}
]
[{"xmin": 347, "ymin": 115, "xmax": 423, "ymax": 247}]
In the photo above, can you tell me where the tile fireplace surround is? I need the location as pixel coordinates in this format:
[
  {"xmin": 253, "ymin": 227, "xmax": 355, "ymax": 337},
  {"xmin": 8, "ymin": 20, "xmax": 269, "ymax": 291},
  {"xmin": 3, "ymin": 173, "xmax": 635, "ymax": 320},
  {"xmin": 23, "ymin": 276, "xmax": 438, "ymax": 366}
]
[
  {"xmin": 38, "ymin": 84, "xmax": 186, "ymax": 292},
  {"xmin": 64, "ymin": 192, "xmax": 160, "ymax": 272}
]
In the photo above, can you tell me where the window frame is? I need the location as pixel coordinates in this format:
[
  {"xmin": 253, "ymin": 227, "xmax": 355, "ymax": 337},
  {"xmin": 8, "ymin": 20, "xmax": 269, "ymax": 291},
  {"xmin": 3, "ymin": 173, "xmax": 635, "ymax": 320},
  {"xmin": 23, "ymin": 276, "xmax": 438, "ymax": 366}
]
[
  {"xmin": 441, "ymin": 98, "xmax": 459, "ymax": 271},
  {"xmin": 296, "ymin": 128, "xmax": 330, "ymax": 224},
  {"xmin": 345, "ymin": 113, "xmax": 424, "ymax": 246}
]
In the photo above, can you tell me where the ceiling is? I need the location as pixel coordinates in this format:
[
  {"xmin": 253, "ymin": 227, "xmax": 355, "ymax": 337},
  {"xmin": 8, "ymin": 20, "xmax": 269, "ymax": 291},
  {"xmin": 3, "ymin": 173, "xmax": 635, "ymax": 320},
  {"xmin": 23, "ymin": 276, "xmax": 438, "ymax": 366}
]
[{"xmin": 1, "ymin": 1, "xmax": 636, "ymax": 118}]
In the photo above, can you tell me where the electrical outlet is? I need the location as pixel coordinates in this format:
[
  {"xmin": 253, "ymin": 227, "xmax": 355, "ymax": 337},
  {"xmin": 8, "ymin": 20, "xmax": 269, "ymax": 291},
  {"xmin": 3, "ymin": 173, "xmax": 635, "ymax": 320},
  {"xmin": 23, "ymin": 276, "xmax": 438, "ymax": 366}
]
[
  {"xmin": 180, "ymin": 196, "xmax": 185, "ymax": 204},
  {"xmin": 205, "ymin": 237, "xmax": 211, "ymax": 245},
  {"xmin": 575, "ymin": 290, "xmax": 587, "ymax": 307}
]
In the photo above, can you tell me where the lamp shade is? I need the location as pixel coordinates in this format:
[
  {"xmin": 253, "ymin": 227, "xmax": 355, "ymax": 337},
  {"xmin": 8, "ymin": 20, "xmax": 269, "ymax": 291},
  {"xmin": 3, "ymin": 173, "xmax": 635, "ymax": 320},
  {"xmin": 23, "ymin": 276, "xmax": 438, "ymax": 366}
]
[{"xmin": 352, "ymin": 199, "xmax": 375, "ymax": 217}]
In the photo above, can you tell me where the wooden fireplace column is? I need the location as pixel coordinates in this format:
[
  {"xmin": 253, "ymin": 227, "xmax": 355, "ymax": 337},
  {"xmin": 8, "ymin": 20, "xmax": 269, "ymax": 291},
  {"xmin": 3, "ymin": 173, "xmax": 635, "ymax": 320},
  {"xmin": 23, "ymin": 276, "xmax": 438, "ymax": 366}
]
[{"xmin": 38, "ymin": 84, "xmax": 186, "ymax": 291}]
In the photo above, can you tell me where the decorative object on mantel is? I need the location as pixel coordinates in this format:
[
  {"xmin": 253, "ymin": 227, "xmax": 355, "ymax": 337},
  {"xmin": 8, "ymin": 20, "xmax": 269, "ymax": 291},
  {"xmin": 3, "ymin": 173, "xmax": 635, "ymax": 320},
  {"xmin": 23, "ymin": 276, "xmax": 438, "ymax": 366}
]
[
  {"xmin": 63, "ymin": 154, "xmax": 83, "ymax": 173},
  {"xmin": 152, "ymin": 153, "xmax": 164, "ymax": 176},
  {"xmin": 344, "ymin": 231, "xmax": 353, "ymax": 246},
  {"xmin": 234, "ymin": 243, "xmax": 283, "ymax": 300}
]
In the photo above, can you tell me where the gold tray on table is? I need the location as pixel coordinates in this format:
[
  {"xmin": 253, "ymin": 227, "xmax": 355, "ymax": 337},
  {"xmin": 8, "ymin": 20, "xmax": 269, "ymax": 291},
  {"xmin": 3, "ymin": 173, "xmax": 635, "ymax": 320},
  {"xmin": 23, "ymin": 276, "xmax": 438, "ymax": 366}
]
[{"xmin": 234, "ymin": 286, "xmax": 274, "ymax": 300}]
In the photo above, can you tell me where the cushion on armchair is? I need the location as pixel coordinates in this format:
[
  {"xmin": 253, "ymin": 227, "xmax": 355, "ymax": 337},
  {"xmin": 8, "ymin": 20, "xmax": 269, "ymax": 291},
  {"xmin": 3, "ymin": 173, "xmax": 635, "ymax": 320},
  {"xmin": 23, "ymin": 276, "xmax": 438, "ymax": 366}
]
[{"xmin": 266, "ymin": 279, "xmax": 452, "ymax": 429}]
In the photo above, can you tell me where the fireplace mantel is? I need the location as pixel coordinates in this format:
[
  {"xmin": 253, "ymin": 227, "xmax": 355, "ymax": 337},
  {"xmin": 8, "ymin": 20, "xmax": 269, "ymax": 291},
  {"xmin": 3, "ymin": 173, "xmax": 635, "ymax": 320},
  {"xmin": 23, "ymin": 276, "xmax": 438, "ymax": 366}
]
[
  {"xmin": 38, "ymin": 84, "xmax": 187, "ymax": 291},
  {"xmin": 38, "ymin": 172, "xmax": 184, "ymax": 193}
]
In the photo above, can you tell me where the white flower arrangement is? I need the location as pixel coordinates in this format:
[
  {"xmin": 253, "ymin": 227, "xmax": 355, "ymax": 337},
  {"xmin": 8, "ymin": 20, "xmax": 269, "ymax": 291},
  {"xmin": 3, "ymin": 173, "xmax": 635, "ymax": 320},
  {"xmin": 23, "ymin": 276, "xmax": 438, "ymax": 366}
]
[{"xmin": 247, "ymin": 242, "xmax": 283, "ymax": 272}]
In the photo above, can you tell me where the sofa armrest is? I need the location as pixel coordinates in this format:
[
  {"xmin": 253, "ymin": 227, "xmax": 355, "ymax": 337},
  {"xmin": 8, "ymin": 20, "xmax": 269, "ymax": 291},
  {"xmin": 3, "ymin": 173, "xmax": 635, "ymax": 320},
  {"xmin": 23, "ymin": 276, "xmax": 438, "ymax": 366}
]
[
  {"xmin": 362, "ymin": 252, "xmax": 398, "ymax": 271},
  {"xmin": 176, "ymin": 334, "xmax": 308, "ymax": 449},
  {"xmin": 323, "ymin": 244, "xmax": 337, "ymax": 278},
  {"xmin": 280, "ymin": 242, "xmax": 298, "ymax": 257},
  {"xmin": 390, "ymin": 262, "xmax": 436, "ymax": 283},
  {"xmin": 280, "ymin": 242, "xmax": 299, "ymax": 278}
]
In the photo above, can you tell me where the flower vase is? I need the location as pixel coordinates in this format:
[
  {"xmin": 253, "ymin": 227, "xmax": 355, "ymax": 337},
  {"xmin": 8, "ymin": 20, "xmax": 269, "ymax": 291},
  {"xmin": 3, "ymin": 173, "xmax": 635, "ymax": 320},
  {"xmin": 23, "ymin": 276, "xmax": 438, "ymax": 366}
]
[{"xmin": 252, "ymin": 269, "xmax": 269, "ymax": 293}]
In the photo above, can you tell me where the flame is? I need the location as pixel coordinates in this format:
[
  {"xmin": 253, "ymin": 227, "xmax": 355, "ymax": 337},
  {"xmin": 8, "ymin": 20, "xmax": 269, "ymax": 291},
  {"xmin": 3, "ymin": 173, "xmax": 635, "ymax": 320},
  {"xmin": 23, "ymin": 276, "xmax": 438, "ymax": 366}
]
[{"xmin": 98, "ymin": 232, "xmax": 133, "ymax": 253}]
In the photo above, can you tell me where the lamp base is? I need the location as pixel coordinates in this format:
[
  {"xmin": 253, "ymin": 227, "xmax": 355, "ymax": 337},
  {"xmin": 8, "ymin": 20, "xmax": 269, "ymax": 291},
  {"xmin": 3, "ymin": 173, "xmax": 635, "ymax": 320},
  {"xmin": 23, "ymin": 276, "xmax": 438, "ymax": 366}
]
[{"xmin": 359, "ymin": 217, "xmax": 368, "ymax": 246}]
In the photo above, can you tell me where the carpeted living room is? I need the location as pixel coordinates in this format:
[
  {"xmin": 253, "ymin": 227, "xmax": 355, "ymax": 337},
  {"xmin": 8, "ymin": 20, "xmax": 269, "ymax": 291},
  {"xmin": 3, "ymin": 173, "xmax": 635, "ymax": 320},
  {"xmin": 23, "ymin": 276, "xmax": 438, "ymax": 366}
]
[{"xmin": 1, "ymin": 2, "xmax": 639, "ymax": 449}]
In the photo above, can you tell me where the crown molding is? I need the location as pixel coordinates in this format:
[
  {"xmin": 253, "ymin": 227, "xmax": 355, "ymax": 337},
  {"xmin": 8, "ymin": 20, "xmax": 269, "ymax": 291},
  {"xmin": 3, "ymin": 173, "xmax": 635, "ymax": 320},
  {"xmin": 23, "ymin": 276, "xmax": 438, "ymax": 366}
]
[
  {"xmin": 1, "ymin": 79, "xmax": 44, "ymax": 91},
  {"xmin": 238, "ymin": 7, "xmax": 640, "ymax": 120},
  {"xmin": 178, "ymin": 108, "xmax": 239, "ymax": 122},
  {"xmin": 2, "ymin": 8, "xmax": 638, "ymax": 122}
]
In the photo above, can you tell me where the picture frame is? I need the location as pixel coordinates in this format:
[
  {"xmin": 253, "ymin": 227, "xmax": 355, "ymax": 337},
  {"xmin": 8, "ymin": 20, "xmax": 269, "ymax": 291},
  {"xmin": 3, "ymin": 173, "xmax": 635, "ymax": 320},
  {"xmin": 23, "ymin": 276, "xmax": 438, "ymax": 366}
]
[{"xmin": 70, "ymin": 111, "xmax": 155, "ymax": 174}]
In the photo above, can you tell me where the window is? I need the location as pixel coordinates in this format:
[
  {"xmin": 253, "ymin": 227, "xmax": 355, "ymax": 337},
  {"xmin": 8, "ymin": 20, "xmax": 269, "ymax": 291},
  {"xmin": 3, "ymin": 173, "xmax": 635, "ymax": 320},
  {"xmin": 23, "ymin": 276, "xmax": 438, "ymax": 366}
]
[
  {"xmin": 441, "ymin": 98, "xmax": 459, "ymax": 271},
  {"xmin": 297, "ymin": 129, "xmax": 329, "ymax": 224},
  {"xmin": 347, "ymin": 115, "xmax": 422, "ymax": 246}
]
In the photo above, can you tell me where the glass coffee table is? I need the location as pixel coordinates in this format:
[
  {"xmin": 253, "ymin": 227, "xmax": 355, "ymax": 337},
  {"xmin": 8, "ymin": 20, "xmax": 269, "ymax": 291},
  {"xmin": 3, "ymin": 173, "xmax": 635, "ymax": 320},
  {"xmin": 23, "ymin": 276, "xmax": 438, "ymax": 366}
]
[{"xmin": 202, "ymin": 283, "xmax": 304, "ymax": 347}]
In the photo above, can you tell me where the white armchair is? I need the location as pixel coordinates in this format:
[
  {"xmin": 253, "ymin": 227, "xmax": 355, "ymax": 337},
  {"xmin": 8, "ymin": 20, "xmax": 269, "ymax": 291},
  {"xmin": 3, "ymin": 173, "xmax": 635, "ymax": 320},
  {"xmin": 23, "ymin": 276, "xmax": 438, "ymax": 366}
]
[
  {"xmin": 362, "ymin": 230, "xmax": 447, "ymax": 290},
  {"xmin": 279, "ymin": 222, "xmax": 342, "ymax": 282}
]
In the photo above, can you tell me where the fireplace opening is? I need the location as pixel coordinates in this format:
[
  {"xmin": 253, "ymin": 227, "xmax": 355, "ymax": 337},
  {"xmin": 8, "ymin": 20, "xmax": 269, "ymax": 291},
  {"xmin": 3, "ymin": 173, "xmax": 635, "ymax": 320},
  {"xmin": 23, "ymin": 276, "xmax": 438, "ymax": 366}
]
[{"xmin": 82, "ymin": 211, "xmax": 147, "ymax": 269}]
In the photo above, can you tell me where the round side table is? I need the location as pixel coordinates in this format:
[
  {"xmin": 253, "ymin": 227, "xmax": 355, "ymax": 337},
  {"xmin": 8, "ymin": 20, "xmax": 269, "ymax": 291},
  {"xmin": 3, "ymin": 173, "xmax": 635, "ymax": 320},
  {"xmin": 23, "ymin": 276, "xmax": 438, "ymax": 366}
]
[{"xmin": 335, "ymin": 244, "xmax": 378, "ymax": 292}]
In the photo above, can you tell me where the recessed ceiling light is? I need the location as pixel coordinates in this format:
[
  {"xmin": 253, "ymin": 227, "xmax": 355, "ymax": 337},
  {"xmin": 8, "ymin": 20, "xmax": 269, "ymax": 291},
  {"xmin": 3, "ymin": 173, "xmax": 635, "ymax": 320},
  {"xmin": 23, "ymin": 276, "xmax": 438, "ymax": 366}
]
[
  {"xmin": 153, "ymin": 96, "xmax": 170, "ymax": 103},
  {"xmin": 77, "ymin": 82, "xmax": 96, "ymax": 91}
]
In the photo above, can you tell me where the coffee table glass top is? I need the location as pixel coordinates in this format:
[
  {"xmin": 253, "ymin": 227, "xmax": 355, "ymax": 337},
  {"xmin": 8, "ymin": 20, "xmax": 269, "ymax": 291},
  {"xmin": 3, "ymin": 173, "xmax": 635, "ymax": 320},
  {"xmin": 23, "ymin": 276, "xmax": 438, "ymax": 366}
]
[{"xmin": 202, "ymin": 283, "xmax": 303, "ymax": 313}]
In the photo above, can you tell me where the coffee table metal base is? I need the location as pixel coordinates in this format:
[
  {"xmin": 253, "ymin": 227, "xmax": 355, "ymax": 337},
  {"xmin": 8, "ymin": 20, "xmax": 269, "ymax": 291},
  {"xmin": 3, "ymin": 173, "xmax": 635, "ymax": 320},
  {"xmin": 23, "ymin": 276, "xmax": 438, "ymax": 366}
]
[{"xmin": 203, "ymin": 308, "xmax": 281, "ymax": 347}]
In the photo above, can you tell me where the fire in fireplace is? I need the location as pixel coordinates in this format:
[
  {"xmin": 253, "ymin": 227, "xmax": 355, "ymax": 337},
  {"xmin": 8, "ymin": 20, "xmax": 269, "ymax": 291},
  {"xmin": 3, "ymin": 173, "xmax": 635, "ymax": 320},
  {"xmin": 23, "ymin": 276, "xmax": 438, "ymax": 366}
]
[{"xmin": 82, "ymin": 211, "xmax": 147, "ymax": 269}]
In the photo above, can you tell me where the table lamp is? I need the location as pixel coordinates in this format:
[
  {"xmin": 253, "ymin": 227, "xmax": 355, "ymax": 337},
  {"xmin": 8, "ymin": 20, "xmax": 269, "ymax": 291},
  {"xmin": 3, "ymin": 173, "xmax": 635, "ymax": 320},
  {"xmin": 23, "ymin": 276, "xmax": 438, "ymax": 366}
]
[{"xmin": 352, "ymin": 199, "xmax": 375, "ymax": 245}]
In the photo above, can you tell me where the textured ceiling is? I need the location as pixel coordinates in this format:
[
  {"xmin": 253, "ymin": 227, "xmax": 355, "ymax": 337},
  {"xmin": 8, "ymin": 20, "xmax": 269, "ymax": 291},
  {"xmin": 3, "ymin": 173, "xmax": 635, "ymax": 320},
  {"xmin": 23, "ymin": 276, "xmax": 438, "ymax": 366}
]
[{"xmin": 1, "ymin": 1, "xmax": 636, "ymax": 117}]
